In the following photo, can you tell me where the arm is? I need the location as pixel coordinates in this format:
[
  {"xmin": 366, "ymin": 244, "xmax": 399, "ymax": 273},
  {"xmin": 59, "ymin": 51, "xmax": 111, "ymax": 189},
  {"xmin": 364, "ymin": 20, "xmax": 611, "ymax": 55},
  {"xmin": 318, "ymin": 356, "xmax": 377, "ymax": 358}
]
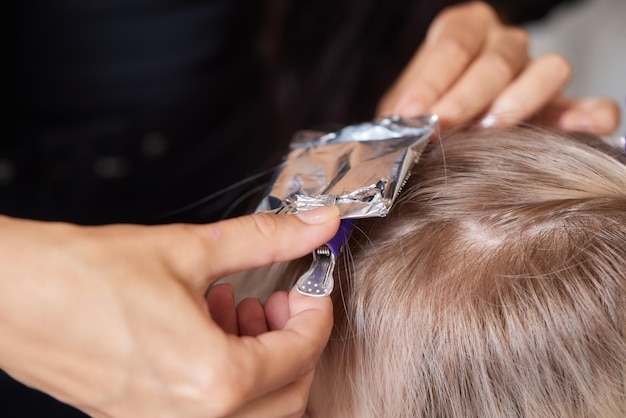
[{"xmin": 0, "ymin": 207, "xmax": 339, "ymax": 418}]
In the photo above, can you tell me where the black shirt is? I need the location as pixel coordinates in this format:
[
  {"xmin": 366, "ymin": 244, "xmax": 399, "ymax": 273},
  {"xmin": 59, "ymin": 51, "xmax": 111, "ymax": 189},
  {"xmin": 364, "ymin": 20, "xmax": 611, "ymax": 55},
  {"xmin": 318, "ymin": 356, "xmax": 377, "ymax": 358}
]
[{"xmin": 7, "ymin": 0, "xmax": 271, "ymax": 224}]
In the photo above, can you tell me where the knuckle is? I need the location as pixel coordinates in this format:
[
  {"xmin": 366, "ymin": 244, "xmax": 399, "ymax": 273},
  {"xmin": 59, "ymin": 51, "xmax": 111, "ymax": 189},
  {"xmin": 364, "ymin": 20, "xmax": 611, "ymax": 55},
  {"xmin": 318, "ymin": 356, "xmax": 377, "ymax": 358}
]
[
  {"xmin": 300, "ymin": 355, "xmax": 318, "ymax": 376},
  {"xmin": 461, "ymin": 1, "xmax": 497, "ymax": 21},
  {"xmin": 437, "ymin": 36, "xmax": 474, "ymax": 64},
  {"xmin": 469, "ymin": 1, "xmax": 496, "ymax": 15},
  {"xmin": 435, "ymin": 5, "xmax": 457, "ymax": 23},
  {"xmin": 511, "ymin": 27, "xmax": 530, "ymax": 49},
  {"xmin": 594, "ymin": 98, "xmax": 621, "ymax": 133},
  {"xmin": 607, "ymin": 100, "xmax": 621, "ymax": 123},
  {"xmin": 440, "ymin": 1, "xmax": 493, "ymax": 20},
  {"xmin": 542, "ymin": 53, "xmax": 572, "ymax": 81},
  {"xmin": 285, "ymin": 394, "xmax": 309, "ymax": 418},
  {"xmin": 482, "ymin": 50, "xmax": 517, "ymax": 81},
  {"xmin": 508, "ymin": 27, "xmax": 530, "ymax": 49},
  {"xmin": 200, "ymin": 368, "xmax": 249, "ymax": 416},
  {"xmin": 414, "ymin": 76, "xmax": 443, "ymax": 105},
  {"xmin": 160, "ymin": 365, "xmax": 237, "ymax": 415},
  {"xmin": 216, "ymin": 391, "xmax": 246, "ymax": 416},
  {"xmin": 296, "ymin": 343, "xmax": 321, "ymax": 376},
  {"xmin": 182, "ymin": 223, "xmax": 218, "ymax": 255},
  {"xmin": 279, "ymin": 380, "xmax": 311, "ymax": 418},
  {"xmin": 248, "ymin": 214, "xmax": 280, "ymax": 242}
]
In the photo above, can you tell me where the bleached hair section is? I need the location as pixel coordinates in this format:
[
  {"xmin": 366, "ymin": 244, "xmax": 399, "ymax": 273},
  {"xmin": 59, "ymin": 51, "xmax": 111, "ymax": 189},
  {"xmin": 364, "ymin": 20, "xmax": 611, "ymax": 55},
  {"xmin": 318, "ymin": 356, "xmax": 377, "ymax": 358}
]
[{"xmin": 307, "ymin": 126, "xmax": 626, "ymax": 418}]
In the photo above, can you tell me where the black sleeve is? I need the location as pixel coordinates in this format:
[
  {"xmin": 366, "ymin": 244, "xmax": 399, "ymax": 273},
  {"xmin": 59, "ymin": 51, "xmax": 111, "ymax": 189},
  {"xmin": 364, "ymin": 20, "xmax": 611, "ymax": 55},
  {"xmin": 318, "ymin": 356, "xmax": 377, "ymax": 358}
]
[{"xmin": 486, "ymin": 0, "xmax": 584, "ymax": 24}]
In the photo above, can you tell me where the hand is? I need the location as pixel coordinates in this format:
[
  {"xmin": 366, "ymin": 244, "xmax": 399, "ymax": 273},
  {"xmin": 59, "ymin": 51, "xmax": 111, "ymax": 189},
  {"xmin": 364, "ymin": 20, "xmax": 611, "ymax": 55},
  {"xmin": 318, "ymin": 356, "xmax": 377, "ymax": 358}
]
[
  {"xmin": 0, "ymin": 207, "xmax": 340, "ymax": 418},
  {"xmin": 376, "ymin": 1, "xmax": 620, "ymax": 135},
  {"xmin": 208, "ymin": 284, "xmax": 315, "ymax": 417}
]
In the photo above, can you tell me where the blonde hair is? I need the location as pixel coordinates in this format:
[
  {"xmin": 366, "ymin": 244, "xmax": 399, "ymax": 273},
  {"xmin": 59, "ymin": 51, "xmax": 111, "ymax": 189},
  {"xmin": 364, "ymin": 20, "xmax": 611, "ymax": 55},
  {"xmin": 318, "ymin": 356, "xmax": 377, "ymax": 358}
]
[{"xmin": 306, "ymin": 127, "xmax": 626, "ymax": 417}]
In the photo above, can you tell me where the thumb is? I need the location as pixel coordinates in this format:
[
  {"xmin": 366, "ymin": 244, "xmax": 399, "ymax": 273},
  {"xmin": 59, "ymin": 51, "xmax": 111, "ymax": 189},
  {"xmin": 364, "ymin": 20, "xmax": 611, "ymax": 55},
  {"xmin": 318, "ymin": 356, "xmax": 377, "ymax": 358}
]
[{"xmin": 163, "ymin": 206, "xmax": 340, "ymax": 291}]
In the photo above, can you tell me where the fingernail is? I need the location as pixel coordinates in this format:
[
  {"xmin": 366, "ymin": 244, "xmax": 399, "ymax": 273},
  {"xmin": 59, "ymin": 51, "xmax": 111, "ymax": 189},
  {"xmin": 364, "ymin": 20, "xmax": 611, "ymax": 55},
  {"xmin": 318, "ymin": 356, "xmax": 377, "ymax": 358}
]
[
  {"xmin": 486, "ymin": 98, "xmax": 521, "ymax": 126},
  {"xmin": 560, "ymin": 111, "xmax": 594, "ymax": 131},
  {"xmin": 431, "ymin": 101, "xmax": 464, "ymax": 124},
  {"xmin": 295, "ymin": 206, "xmax": 340, "ymax": 225},
  {"xmin": 402, "ymin": 102, "xmax": 426, "ymax": 117},
  {"xmin": 560, "ymin": 110, "xmax": 617, "ymax": 134},
  {"xmin": 480, "ymin": 114, "xmax": 498, "ymax": 128}
]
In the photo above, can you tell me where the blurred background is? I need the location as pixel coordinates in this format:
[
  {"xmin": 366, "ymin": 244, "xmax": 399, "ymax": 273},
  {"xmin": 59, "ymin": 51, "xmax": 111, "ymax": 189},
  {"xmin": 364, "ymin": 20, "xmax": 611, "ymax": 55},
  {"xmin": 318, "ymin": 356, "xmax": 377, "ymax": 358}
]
[{"xmin": 523, "ymin": 0, "xmax": 626, "ymax": 136}]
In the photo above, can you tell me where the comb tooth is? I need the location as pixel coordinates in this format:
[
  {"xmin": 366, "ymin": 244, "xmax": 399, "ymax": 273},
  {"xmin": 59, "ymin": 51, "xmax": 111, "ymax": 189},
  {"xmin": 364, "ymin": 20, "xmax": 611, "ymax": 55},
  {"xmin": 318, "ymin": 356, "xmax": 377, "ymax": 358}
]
[{"xmin": 295, "ymin": 245, "xmax": 336, "ymax": 297}]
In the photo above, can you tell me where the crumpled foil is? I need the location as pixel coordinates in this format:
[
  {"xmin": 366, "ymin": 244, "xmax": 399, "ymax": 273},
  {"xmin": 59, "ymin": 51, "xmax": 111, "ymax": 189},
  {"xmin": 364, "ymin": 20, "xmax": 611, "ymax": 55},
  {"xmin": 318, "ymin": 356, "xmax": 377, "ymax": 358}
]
[{"xmin": 256, "ymin": 114, "xmax": 438, "ymax": 218}]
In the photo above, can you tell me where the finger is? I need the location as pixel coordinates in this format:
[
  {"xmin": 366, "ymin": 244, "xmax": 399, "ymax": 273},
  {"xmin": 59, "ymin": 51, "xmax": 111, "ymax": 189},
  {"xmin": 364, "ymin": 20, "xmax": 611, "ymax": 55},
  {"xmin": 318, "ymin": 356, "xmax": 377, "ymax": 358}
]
[
  {"xmin": 228, "ymin": 372, "xmax": 314, "ymax": 418},
  {"xmin": 430, "ymin": 26, "xmax": 529, "ymax": 127},
  {"xmin": 264, "ymin": 290, "xmax": 290, "ymax": 331},
  {"xmin": 479, "ymin": 53, "xmax": 572, "ymax": 128},
  {"xmin": 207, "ymin": 283, "xmax": 239, "ymax": 335},
  {"xmin": 237, "ymin": 298, "xmax": 269, "ymax": 336},
  {"xmin": 161, "ymin": 206, "xmax": 340, "ymax": 292},
  {"xmin": 542, "ymin": 97, "xmax": 621, "ymax": 135},
  {"xmin": 232, "ymin": 288, "xmax": 333, "ymax": 402},
  {"xmin": 377, "ymin": 2, "xmax": 498, "ymax": 117}
]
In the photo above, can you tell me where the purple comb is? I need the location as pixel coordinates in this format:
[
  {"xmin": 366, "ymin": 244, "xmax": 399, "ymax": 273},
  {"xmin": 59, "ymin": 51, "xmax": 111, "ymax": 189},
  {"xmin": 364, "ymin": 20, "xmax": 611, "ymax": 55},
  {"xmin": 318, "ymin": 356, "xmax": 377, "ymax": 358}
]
[
  {"xmin": 326, "ymin": 219, "xmax": 356, "ymax": 257},
  {"xmin": 295, "ymin": 219, "xmax": 355, "ymax": 297}
]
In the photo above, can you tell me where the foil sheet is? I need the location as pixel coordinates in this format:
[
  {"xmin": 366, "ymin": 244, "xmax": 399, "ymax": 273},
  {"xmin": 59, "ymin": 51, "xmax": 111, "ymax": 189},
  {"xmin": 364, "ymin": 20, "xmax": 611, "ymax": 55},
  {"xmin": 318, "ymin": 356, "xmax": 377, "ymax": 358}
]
[{"xmin": 256, "ymin": 114, "xmax": 438, "ymax": 218}]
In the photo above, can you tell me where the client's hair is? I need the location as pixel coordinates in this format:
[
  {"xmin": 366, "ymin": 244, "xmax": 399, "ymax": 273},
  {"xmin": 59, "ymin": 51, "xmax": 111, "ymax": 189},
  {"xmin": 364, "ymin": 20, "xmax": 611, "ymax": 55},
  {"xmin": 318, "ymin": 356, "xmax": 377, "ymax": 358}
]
[{"xmin": 304, "ymin": 127, "xmax": 626, "ymax": 417}]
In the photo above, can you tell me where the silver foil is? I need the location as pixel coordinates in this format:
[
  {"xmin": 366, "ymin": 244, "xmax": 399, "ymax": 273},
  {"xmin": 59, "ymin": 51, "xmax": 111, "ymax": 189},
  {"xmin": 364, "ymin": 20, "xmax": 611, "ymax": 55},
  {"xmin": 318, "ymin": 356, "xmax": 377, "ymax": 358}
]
[{"xmin": 256, "ymin": 114, "xmax": 438, "ymax": 218}]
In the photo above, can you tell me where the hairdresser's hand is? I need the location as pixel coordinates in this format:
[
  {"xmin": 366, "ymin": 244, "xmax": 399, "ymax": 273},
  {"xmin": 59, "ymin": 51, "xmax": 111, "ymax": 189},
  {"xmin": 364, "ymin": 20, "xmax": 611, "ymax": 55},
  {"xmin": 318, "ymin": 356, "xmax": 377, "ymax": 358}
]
[
  {"xmin": 0, "ymin": 207, "xmax": 339, "ymax": 418},
  {"xmin": 377, "ymin": 1, "xmax": 620, "ymax": 135},
  {"xmin": 208, "ymin": 284, "xmax": 320, "ymax": 417},
  {"xmin": 208, "ymin": 284, "xmax": 290, "ymax": 339}
]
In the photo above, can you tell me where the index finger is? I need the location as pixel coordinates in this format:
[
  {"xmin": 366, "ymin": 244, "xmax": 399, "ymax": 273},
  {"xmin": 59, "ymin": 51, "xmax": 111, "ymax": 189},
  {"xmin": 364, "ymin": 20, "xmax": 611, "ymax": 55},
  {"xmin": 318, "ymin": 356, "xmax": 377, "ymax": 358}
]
[
  {"xmin": 205, "ymin": 207, "xmax": 340, "ymax": 279},
  {"xmin": 376, "ymin": 2, "xmax": 499, "ymax": 117},
  {"xmin": 159, "ymin": 206, "xmax": 340, "ymax": 293}
]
